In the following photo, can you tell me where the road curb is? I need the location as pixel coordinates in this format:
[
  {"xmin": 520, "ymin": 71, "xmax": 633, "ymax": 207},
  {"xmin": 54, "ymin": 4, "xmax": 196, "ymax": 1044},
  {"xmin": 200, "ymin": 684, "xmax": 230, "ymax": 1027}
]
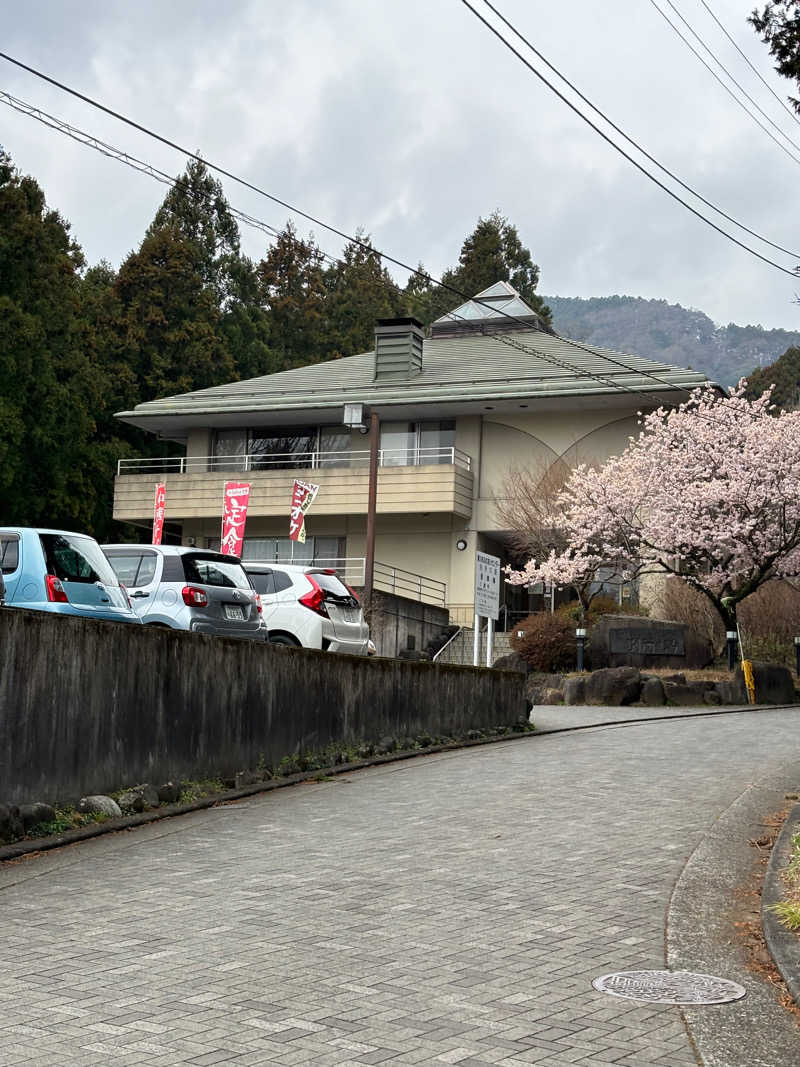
[{"xmin": 762, "ymin": 800, "xmax": 800, "ymax": 1005}]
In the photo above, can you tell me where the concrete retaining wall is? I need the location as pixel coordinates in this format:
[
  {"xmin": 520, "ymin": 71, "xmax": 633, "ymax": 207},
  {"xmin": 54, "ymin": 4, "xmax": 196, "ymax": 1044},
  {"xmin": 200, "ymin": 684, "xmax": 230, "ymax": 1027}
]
[
  {"xmin": 0, "ymin": 608, "xmax": 525, "ymax": 806},
  {"xmin": 367, "ymin": 591, "xmax": 450, "ymax": 658}
]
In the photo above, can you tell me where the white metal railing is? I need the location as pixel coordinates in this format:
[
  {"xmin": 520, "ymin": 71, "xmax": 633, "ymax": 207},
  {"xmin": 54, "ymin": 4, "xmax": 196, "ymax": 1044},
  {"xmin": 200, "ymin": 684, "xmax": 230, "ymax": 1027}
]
[
  {"xmin": 372, "ymin": 561, "xmax": 447, "ymax": 607},
  {"xmin": 241, "ymin": 556, "xmax": 446, "ymax": 607},
  {"xmin": 244, "ymin": 556, "xmax": 367, "ymax": 584},
  {"xmin": 116, "ymin": 446, "xmax": 472, "ymax": 476}
]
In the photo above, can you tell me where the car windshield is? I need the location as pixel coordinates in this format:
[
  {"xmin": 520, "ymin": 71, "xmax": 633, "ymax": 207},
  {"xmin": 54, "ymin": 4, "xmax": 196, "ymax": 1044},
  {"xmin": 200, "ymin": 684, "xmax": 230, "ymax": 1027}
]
[
  {"xmin": 183, "ymin": 554, "xmax": 251, "ymax": 589},
  {"xmin": 40, "ymin": 533, "xmax": 121, "ymax": 586}
]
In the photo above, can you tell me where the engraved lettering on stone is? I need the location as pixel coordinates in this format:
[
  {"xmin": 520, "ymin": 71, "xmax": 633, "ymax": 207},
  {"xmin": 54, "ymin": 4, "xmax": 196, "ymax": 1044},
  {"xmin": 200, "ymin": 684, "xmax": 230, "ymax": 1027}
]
[{"xmin": 609, "ymin": 628, "xmax": 685, "ymax": 657}]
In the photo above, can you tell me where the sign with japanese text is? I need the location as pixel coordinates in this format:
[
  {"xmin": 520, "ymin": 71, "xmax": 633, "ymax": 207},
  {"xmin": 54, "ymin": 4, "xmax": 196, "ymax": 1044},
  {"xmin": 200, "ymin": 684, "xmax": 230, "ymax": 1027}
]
[
  {"xmin": 474, "ymin": 551, "xmax": 501, "ymax": 620},
  {"xmin": 221, "ymin": 482, "xmax": 251, "ymax": 557},
  {"xmin": 289, "ymin": 479, "xmax": 320, "ymax": 543},
  {"xmin": 152, "ymin": 483, "xmax": 166, "ymax": 546}
]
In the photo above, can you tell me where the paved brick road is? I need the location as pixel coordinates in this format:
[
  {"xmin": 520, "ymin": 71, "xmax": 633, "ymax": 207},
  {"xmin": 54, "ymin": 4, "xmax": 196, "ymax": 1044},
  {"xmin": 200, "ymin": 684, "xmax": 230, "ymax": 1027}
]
[{"xmin": 1, "ymin": 709, "xmax": 799, "ymax": 1066}]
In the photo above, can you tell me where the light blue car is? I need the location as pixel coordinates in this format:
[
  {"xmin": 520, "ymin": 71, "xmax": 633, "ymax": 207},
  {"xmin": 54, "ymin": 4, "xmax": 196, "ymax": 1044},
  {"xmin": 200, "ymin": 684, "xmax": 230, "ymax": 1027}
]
[{"xmin": 0, "ymin": 527, "xmax": 142, "ymax": 624}]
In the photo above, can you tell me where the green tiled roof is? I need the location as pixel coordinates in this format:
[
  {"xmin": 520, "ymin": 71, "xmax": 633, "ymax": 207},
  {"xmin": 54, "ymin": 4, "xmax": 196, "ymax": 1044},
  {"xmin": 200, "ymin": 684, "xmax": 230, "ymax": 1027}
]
[{"xmin": 116, "ymin": 284, "xmax": 715, "ymax": 424}]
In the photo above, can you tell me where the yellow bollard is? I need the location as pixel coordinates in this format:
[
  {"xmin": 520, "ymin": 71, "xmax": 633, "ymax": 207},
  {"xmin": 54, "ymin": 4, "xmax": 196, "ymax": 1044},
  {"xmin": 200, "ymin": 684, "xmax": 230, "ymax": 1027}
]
[{"xmin": 742, "ymin": 659, "xmax": 756, "ymax": 705}]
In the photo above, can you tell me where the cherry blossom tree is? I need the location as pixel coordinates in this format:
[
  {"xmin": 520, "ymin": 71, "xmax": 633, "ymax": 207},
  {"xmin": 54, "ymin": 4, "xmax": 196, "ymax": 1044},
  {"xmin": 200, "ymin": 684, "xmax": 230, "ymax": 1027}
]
[{"xmin": 506, "ymin": 384, "xmax": 800, "ymax": 633}]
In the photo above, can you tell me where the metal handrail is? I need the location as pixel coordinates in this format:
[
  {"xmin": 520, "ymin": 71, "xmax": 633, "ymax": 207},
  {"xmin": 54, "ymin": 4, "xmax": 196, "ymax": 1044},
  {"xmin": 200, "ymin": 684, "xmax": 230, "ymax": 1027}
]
[
  {"xmin": 238, "ymin": 555, "xmax": 446, "ymax": 606},
  {"xmin": 117, "ymin": 446, "xmax": 472, "ymax": 476},
  {"xmin": 432, "ymin": 626, "xmax": 463, "ymax": 662}
]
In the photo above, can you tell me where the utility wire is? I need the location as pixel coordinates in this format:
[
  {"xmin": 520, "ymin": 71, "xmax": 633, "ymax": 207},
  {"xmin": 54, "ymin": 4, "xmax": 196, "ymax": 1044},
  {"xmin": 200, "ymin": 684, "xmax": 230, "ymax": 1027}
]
[
  {"xmin": 479, "ymin": 0, "xmax": 800, "ymax": 261},
  {"xmin": 699, "ymin": 0, "xmax": 800, "ymax": 131},
  {"xmin": 455, "ymin": 3, "xmax": 799, "ymax": 278},
  {"xmin": 0, "ymin": 86, "xmax": 771, "ymax": 426},
  {"xmin": 648, "ymin": 0, "xmax": 800, "ymax": 166},
  {"xmin": 2, "ymin": 45, "xmax": 799, "ymax": 288}
]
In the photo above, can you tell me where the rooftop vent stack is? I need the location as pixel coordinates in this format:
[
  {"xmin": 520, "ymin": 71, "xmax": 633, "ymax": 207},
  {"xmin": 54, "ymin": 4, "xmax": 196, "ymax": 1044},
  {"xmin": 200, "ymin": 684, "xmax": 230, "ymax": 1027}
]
[{"xmin": 374, "ymin": 317, "xmax": 424, "ymax": 381}]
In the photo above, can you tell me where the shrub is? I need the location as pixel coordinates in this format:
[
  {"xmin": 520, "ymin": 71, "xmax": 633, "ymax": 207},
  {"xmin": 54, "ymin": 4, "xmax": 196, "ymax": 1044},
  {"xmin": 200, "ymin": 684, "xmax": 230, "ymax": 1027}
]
[{"xmin": 509, "ymin": 612, "xmax": 577, "ymax": 672}]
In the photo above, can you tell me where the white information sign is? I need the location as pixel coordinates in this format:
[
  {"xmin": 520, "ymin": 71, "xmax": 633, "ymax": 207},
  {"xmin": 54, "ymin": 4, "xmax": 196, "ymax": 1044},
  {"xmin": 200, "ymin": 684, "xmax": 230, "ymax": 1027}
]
[{"xmin": 474, "ymin": 551, "xmax": 501, "ymax": 621}]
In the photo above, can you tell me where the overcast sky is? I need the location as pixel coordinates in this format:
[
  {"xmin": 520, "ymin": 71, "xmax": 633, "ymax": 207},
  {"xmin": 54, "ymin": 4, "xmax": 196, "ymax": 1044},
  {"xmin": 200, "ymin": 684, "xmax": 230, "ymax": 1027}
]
[{"xmin": 2, "ymin": 0, "xmax": 799, "ymax": 329}]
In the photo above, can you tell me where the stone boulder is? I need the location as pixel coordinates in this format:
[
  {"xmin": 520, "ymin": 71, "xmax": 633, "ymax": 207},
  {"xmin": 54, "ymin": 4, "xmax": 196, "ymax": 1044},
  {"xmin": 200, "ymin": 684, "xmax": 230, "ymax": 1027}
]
[
  {"xmin": 493, "ymin": 652, "xmax": 529, "ymax": 674},
  {"xmin": 715, "ymin": 677, "xmax": 748, "ymax": 705},
  {"xmin": 584, "ymin": 667, "xmax": 642, "ymax": 706},
  {"xmin": 19, "ymin": 802, "xmax": 56, "ymax": 832},
  {"xmin": 526, "ymin": 673, "xmax": 566, "ymax": 704},
  {"xmin": 703, "ymin": 689, "xmax": 722, "ymax": 706},
  {"xmin": 0, "ymin": 803, "xmax": 24, "ymax": 843},
  {"xmin": 663, "ymin": 681, "xmax": 712, "ymax": 706},
  {"xmin": 117, "ymin": 784, "xmax": 159, "ymax": 813},
  {"xmin": 539, "ymin": 687, "xmax": 564, "ymax": 705},
  {"xmin": 640, "ymin": 677, "xmax": 666, "ymax": 706},
  {"xmin": 157, "ymin": 781, "xmax": 181, "ymax": 804},
  {"xmin": 735, "ymin": 662, "xmax": 796, "ymax": 704},
  {"xmin": 79, "ymin": 795, "xmax": 122, "ymax": 818},
  {"xmin": 234, "ymin": 770, "xmax": 263, "ymax": 789},
  {"xmin": 563, "ymin": 676, "xmax": 586, "ymax": 705}
]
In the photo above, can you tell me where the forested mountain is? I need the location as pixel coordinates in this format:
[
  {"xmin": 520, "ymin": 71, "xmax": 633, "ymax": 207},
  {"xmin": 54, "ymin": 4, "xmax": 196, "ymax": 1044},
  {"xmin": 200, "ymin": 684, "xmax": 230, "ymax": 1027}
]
[{"xmin": 544, "ymin": 294, "xmax": 800, "ymax": 387}]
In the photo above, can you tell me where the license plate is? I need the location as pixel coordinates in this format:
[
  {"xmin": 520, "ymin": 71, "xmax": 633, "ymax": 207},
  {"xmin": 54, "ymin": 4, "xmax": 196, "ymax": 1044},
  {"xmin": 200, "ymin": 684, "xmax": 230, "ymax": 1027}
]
[{"xmin": 224, "ymin": 605, "xmax": 245, "ymax": 621}]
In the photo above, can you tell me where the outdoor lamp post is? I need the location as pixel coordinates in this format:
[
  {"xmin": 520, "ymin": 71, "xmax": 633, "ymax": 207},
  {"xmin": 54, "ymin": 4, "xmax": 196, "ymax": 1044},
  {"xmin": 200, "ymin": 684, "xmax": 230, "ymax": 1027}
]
[
  {"xmin": 726, "ymin": 630, "xmax": 738, "ymax": 672},
  {"xmin": 794, "ymin": 636, "xmax": 800, "ymax": 678},
  {"xmin": 576, "ymin": 627, "xmax": 587, "ymax": 672}
]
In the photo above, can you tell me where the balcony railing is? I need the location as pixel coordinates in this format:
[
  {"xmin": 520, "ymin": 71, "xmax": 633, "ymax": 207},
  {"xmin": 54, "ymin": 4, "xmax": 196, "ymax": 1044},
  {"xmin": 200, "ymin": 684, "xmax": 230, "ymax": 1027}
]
[
  {"xmin": 117, "ymin": 446, "xmax": 472, "ymax": 476},
  {"xmin": 243, "ymin": 556, "xmax": 447, "ymax": 607}
]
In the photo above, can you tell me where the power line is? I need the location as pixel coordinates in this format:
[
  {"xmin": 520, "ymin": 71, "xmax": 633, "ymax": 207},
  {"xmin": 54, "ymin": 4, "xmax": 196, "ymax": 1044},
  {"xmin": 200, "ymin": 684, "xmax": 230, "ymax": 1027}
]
[
  {"xmin": 478, "ymin": 0, "xmax": 800, "ymax": 261},
  {"xmin": 648, "ymin": 0, "xmax": 800, "ymax": 166},
  {"xmin": 0, "ymin": 85, "xmax": 773, "ymax": 426},
  {"xmin": 699, "ymin": 0, "xmax": 800, "ymax": 132},
  {"xmin": 455, "ymin": 2, "xmax": 799, "ymax": 278},
  {"xmin": 2, "ymin": 44, "xmax": 799, "ymax": 290}
]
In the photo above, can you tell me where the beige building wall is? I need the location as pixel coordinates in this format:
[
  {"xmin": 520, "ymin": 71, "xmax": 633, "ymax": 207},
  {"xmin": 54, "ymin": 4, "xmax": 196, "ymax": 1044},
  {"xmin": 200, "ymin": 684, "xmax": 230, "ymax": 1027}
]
[{"xmin": 154, "ymin": 406, "xmax": 643, "ymax": 615}]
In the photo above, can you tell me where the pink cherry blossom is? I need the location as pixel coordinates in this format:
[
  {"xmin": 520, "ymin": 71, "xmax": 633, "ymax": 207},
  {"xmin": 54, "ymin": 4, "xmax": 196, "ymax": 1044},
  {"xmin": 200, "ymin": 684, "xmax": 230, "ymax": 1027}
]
[{"xmin": 505, "ymin": 383, "xmax": 800, "ymax": 629}]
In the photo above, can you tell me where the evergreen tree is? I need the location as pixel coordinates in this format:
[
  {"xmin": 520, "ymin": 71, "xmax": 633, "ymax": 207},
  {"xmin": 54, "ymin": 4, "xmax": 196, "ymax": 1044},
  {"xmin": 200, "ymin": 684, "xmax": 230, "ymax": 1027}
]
[
  {"xmin": 750, "ymin": 3, "xmax": 800, "ymax": 114},
  {"xmin": 0, "ymin": 149, "xmax": 99, "ymax": 528},
  {"xmin": 323, "ymin": 231, "xmax": 404, "ymax": 357},
  {"xmin": 745, "ymin": 345, "xmax": 800, "ymax": 408},
  {"xmin": 113, "ymin": 225, "xmax": 234, "ymax": 401},
  {"xmin": 150, "ymin": 159, "xmax": 272, "ymax": 377},
  {"xmin": 256, "ymin": 222, "xmax": 328, "ymax": 368},
  {"xmin": 402, "ymin": 211, "xmax": 551, "ymax": 327}
]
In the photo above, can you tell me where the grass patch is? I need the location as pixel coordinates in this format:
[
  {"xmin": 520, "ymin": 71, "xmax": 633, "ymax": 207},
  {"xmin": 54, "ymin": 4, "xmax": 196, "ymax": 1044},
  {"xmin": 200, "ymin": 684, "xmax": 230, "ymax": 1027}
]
[{"xmin": 768, "ymin": 826, "xmax": 800, "ymax": 932}]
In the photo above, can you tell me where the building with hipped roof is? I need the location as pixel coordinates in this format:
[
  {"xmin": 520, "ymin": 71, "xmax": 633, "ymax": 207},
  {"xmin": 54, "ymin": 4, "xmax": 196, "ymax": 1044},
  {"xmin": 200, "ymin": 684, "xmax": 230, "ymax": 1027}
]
[{"xmin": 113, "ymin": 282, "xmax": 714, "ymax": 622}]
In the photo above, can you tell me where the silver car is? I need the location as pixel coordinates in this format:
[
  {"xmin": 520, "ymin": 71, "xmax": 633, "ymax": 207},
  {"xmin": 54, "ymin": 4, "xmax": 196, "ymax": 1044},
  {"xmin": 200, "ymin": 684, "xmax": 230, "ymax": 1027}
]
[{"xmin": 103, "ymin": 545, "xmax": 266, "ymax": 641}]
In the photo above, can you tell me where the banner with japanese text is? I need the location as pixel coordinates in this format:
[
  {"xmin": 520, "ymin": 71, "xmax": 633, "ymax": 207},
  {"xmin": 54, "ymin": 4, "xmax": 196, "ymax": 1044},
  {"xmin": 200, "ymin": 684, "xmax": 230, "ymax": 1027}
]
[
  {"xmin": 289, "ymin": 479, "xmax": 320, "ymax": 543},
  {"xmin": 152, "ymin": 483, "xmax": 166, "ymax": 546},
  {"xmin": 221, "ymin": 482, "xmax": 251, "ymax": 557}
]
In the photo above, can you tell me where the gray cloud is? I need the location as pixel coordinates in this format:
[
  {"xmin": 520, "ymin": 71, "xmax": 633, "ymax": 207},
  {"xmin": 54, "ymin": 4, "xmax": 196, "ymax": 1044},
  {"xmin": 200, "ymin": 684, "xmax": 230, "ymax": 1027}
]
[{"xmin": 1, "ymin": 0, "xmax": 798, "ymax": 328}]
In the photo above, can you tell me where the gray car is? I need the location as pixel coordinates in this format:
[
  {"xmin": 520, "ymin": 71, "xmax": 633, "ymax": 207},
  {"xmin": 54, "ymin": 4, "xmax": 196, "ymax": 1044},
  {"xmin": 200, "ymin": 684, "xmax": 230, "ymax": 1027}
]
[{"xmin": 103, "ymin": 545, "xmax": 266, "ymax": 641}]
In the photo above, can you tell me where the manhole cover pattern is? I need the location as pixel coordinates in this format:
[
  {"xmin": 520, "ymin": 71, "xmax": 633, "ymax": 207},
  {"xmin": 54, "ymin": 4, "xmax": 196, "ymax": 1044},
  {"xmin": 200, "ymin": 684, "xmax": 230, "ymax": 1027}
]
[{"xmin": 592, "ymin": 970, "xmax": 746, "ymax": 1005}]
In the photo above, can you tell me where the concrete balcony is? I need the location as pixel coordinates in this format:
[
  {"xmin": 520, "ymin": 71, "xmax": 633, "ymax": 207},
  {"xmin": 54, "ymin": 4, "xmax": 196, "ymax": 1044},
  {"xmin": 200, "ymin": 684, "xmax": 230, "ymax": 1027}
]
[{"xmin": 113, "ymin": 447, "xmax": 474, "ymax": 523}]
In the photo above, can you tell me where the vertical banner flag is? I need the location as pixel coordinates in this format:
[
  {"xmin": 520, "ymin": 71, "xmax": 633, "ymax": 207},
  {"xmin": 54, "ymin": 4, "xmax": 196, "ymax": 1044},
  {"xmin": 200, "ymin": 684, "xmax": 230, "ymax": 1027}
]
[
  {"xmin": 221, "ymin": 482, "xmax": 252, "ymax": 556},
  {"xmin": 152, "ymin": 483, "xmax": 166, "ymax": 546},
  {"xmin": 289, "ymin": 479, "xmax": 320, "ymax": 543}
]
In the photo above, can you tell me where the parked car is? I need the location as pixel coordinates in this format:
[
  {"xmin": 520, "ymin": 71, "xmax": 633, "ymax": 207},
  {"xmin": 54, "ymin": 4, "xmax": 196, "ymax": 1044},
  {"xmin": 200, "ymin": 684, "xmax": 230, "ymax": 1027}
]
[
  {"xmin": 103, "ymin": 544, "xmax": 266, "ymax": 641},
  {"xmin": 0, "ymin": 527, "xmax": 141, "ymax": 624},
  {"xmin": 244, "ymin": 563, "xmax": 369, "ymax": 654}
]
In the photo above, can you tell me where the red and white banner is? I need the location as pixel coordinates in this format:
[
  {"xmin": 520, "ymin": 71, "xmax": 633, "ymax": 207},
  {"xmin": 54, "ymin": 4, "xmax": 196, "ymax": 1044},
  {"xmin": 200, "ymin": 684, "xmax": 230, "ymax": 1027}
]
[
  {"xmin": 221, "ymin": 482, "xmax": 251, "ymax": 557},
  {"xmin": 152, "ymin": 483, "xmax": 166, "ymax": 545},
  {"xmin": 289, "ymin": 479, "xmax": 320, "ymax": 543}
]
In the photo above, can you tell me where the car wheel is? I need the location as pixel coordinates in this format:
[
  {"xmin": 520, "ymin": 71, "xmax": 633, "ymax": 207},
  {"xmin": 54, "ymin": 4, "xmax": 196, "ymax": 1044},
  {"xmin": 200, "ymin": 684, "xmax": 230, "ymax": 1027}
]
[{"xmin": 269, "ymin": 633, "xmax": 301, "ymax": 647}]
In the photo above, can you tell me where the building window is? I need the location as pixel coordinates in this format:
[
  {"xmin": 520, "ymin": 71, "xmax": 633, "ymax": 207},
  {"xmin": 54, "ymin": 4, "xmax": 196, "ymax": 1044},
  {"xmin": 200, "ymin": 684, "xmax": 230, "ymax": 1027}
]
[{"xmin": 380, "ymin": 420, "xmax": 456, "ymax": 466}]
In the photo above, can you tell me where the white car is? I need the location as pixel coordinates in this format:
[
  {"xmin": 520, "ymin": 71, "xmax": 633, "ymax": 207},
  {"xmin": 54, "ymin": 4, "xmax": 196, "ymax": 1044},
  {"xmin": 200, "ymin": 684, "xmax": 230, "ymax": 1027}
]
[{"xmin": 244, "ymin": 564, "xmax": 369, "ymax": 655}]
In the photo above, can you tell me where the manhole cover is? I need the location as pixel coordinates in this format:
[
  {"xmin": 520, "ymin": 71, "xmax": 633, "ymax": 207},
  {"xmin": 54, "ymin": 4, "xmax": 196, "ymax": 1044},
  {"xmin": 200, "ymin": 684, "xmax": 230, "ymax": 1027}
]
[{"xmin": 592, "ymin": 970, "xmax": 746, "ymax": 1005}]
